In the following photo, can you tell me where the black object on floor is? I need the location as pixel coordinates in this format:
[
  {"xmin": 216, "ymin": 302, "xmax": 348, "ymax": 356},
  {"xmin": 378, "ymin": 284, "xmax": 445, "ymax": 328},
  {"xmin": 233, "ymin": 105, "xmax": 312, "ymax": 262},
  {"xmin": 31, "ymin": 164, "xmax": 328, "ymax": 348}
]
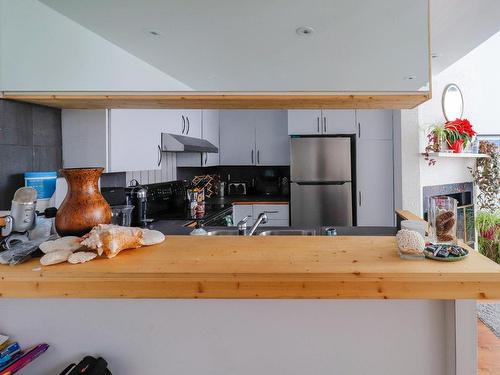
[{"xmin": 59, "ymin": 356, "xmax": 112, "ymax": 375}]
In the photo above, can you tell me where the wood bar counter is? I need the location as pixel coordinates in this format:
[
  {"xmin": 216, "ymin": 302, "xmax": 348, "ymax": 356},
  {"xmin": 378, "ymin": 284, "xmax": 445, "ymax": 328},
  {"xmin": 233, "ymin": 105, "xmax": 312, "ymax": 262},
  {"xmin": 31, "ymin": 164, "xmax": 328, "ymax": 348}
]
[{"xmin": 2, "ymin": 236, "xmax": 500, "ymax": 299}]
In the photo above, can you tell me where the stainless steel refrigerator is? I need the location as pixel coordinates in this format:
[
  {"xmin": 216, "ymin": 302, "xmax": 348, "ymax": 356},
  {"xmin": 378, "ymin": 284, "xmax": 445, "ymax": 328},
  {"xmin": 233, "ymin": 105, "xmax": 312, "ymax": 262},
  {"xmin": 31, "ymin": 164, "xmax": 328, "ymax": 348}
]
[{"xmin": 290, "ymin": 137, "xmax": 353, "ymax": 227}]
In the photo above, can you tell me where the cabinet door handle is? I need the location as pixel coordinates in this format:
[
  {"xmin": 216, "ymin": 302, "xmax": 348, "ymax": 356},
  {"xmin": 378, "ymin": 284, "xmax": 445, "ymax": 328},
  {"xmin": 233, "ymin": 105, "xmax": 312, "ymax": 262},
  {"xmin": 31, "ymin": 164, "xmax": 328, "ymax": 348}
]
[
  {"xmin": 157, "ymin": 145, "xmax": 163, "ymax": 167},
  {"xmin": 181, "ymin": 116, "xmax": 186, "ymax": 134},
  {"xmin": 317, "ymin": 117, "xmax": 320, "ymax": 133},
  {"xmin": 323, "ymin": 117, "xmax": 327, "ymax": 133},
  {"xmin": 257, "ymin": 150, "xmax": 260, "ymax": 164},
  {"xmin": 358, "ymin": 191, "xmax": 362, "ymax": 206},
  {"xmin": 186, "ymin": 116, "xmax": 190, "ymax": 134},
  {"xmin": 251, "ymin": 150, "xmax": 254, "ymax": 164},
  {"xmin": 358, "ymin": 122, "xmax": 361, "ymax": 138}
]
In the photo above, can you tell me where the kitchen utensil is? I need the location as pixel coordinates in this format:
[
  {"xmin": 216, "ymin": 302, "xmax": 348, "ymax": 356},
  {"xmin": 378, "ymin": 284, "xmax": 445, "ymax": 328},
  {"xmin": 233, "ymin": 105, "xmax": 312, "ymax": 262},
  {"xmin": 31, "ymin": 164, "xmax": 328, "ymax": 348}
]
[
  {"xmin": 110, "ymin": 205, "xmax": 134, "ymax": 227},
  {"xmin": 55, "ymin": 168, "xmax": 112, "ymax": 236}
]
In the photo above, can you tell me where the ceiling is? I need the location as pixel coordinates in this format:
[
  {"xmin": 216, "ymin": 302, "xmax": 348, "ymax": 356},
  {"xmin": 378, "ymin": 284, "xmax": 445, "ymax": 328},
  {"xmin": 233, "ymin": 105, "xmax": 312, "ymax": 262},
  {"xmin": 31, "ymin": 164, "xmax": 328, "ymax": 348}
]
[
  {"xmin": 430, "ymin": 0, "xmax": 500, "ymax": 74},
  {"xmin": 38, "ymin": 0, "xmax": 429, "ymax": 92}
]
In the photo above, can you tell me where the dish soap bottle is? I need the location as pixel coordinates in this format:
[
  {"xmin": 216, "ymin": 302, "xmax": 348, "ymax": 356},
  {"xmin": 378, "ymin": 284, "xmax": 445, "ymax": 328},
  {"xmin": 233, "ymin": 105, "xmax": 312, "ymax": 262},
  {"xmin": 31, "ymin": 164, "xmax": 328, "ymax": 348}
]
[{"xmin": 190, "ymin": 221, "xmax": 207, "ymax": 236}]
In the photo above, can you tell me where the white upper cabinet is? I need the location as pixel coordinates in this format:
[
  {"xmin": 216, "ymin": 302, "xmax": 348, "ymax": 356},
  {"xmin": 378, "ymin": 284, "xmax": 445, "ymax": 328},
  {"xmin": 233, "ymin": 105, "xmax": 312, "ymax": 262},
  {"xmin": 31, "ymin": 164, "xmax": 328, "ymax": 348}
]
[
  {"xmin": 63, "ymin": 109, "xmax": 204, "ymax": 173},
  {"xmin": 356, "ymin": 110, "xmax": 393, "ymax": 140},
  {"xmin": 202, "ymin": 110, "xmax": 220, "ymax": 167},
  {"xmin": 288, "ymin": 110, "xmax": 356, "ymax": 135},
  {"xmin": 177, "ymin": 110, "xmax": 219, "ymax": 167},
  {"xmin": 180, "ymin": 110, "xmax": 201, "ymax": 138},
  {"xmin": 321, "ymin": 110, "xmax": 356, "ymax": 134},
  {"xmin": 287, "ymin": 110, "xmax": 322, "ymax": 135},
  {"xmin": 255, "ymin": 111, "xmax": 289, "ymax": 166},
  {"xmin": 108, "ymin": 110, "xmax": 163, "ymax": 172},
  {"xmin": 219, "ymin": 110, "xmax": 256, "ymax": 166},
  {"xmin": 220, "ymin": 110, "xmax": 289, "ymax": 166}
]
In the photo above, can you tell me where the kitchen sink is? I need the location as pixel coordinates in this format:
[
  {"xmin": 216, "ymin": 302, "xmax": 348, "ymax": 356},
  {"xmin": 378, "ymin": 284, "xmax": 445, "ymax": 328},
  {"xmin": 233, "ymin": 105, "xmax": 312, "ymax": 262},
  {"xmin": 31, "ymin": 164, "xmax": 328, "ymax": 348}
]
[
  {"xmin": 206, "ymin": 229, "xmax": 240, "ymax": 236},
  {"xmin": 258, "ymin": 229, "xmax": 316, "ymax": 236},
  {"xmin": 206, "ymin": 229, "xmax": 316, "ymax": 236}
]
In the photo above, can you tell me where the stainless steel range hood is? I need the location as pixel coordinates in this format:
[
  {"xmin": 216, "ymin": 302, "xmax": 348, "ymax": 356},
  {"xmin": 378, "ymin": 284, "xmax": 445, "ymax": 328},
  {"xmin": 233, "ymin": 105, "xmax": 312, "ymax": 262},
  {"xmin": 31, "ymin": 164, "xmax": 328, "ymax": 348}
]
[{"xmin": 161, "ymin": 133, "xmax": 218, "ymax": 153}]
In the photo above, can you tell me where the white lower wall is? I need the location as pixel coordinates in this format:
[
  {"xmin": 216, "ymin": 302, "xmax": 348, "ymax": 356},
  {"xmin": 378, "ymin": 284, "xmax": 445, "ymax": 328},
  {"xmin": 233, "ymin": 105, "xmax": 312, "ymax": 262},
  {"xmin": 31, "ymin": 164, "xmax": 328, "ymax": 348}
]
[
  {"xmin": 125, "ymin": 153, "xmax": 177, "ymax": 185},
  {"xmin": 0, "ymin": 299, "xmax": 451, "ymax": 375}
]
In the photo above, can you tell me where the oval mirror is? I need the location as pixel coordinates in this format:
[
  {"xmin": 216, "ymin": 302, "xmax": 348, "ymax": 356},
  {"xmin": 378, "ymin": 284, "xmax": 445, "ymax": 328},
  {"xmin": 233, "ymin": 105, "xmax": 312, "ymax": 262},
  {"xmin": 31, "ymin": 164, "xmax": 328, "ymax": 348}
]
[{"xmin": 442, "ymin": 83, "xmax": 464, "ymax": 121}]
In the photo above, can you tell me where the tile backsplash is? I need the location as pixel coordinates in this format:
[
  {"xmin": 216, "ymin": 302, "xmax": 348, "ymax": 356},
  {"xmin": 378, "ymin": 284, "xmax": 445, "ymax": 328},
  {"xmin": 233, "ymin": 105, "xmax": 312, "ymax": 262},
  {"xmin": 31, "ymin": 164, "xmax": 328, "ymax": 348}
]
[{"xmin": 0, "ymin": 100, "xmax": 62, "ymax": 209}]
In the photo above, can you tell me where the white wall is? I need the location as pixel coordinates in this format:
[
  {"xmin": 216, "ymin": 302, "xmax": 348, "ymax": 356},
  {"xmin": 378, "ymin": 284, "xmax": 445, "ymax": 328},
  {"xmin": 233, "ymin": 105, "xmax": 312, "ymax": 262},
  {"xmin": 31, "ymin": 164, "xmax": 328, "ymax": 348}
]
[
  {"xmin": 397, "ymin": 29, "xmax": 500, "ymax": 214},
  {"xmin": 0, "ymin": 299, "xmax": 449, "ymax": 375},
  {"xmin": 419, "ymin": 30, "xmax": 500, "ymax": 135},
  {"xmin": 0, "ymin": 0, "xmax": 191, "ymax": 91}
]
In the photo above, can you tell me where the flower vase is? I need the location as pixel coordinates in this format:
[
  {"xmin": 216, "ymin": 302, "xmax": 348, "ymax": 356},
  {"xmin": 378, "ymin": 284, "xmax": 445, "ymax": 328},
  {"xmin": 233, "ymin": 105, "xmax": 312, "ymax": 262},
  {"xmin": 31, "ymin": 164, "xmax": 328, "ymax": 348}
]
[{"xmin": 55, "ymin": 167, "xmax": 112, "ymax": 236}]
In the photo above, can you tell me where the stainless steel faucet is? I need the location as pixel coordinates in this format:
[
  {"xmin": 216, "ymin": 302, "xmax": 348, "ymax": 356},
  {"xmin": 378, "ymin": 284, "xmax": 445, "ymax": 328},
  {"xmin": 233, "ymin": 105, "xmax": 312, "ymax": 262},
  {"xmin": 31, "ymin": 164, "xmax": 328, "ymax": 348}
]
[
  {"xmin": 237, "ymin": 215, "xmax": 252, "ymax": 236},
  {"xmin": 247, "ymin": 211, "xmax": 277, "ymax": 236}
]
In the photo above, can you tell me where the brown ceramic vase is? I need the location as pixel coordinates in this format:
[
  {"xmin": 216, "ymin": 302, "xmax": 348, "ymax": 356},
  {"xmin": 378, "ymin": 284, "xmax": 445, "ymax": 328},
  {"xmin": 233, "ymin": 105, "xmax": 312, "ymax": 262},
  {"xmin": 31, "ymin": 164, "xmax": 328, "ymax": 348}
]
[{"xmin": 55, "ymin": 167, "xmax": 112, "ymax": 237}]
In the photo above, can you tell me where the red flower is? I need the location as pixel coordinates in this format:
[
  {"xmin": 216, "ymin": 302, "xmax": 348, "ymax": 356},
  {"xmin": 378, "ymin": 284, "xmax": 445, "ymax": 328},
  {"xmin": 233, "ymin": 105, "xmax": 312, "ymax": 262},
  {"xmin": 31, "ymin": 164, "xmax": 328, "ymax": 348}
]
[{"xmin": 445, "ymin": 118, "xmax": 476, "ymax": 137}]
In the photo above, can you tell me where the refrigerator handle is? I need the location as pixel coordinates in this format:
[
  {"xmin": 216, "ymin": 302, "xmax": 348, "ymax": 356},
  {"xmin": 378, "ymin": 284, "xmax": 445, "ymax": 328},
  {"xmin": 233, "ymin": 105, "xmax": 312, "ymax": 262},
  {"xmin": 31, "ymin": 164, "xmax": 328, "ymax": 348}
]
[{"xmin": 317, "ymin": 117, "xmax": 320, "ymax": 133}]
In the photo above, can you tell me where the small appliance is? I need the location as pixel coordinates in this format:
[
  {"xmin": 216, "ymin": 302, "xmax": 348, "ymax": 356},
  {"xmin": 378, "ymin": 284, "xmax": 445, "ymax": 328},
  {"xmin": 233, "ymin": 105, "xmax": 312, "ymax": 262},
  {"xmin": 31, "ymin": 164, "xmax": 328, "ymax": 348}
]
[
  {"xmin": 125, "ymin": 180, "xmax": 151, "ymax": 227},
  {"xmin": 228, "ymin": 182, "xmax": 247, "ymax": 196},
  {"xmin": 1, "ymin": 187, "xmax": 38, "ymax": 249}
]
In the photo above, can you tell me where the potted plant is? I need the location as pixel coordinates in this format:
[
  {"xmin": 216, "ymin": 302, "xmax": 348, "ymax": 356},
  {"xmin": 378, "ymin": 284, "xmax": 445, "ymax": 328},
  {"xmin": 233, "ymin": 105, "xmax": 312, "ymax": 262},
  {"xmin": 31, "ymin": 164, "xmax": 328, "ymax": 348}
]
[
  {"xmin": 423, "ymin": 123, "xmax": 449, "ymax": 166},
  {"xmin": 470, "ymin": 141, "xmax": 500, "ymax": 263},
  {"xmin": 475, "ymin": 211, "xmax": 500, "ymax": 263},
  {"xmin": 444, "ymin": 118, "xmax": 476, "ymax": 153}
]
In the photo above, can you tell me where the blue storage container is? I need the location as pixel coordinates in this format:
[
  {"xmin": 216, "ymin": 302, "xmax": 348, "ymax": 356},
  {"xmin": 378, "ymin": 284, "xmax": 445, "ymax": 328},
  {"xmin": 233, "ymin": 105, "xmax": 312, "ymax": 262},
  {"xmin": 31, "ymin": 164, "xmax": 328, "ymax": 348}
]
[{"xmin": 24, "ymin": 171, "xmax": 57, "ymax": 199}]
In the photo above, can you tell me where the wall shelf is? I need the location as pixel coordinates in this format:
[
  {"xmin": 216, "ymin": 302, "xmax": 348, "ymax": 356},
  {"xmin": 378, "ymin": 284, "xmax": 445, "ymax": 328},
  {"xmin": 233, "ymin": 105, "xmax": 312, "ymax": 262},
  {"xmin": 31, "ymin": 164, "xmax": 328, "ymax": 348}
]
[{"xmin": 423, "ymin": 152, "xmax": 490, "ymax": 158}]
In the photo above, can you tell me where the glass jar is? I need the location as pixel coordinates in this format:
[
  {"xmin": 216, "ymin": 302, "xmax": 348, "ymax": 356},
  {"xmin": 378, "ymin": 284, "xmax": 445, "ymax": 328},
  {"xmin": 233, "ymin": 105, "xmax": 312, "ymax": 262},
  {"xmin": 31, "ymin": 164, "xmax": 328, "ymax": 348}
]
[{"xmin": 428, "ymin": 196, "xmax": 458, "ymax": 244}]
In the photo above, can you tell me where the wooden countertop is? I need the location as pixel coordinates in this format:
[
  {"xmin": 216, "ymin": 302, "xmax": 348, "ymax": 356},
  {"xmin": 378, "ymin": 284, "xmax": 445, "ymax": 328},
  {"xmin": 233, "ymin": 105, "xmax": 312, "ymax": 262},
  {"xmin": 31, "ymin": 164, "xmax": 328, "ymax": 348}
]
[{"xmin": 2, "ymin": 236, "xmax": 500, "ymax": 299}]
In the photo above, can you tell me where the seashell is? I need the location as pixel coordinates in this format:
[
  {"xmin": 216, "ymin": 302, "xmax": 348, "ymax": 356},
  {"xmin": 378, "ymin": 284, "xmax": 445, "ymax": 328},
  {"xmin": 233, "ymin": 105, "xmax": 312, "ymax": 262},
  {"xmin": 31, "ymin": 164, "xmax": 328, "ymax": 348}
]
[
  {"xmin": 68, "ymin": 251, "xmax": 97, "ymax": 264},
  {"xmin": 40, "ymin": 249, "xmax": 73, "ymax": 266},
  {"xmin": 142, "ymin": 229, "xmax": 165, "ymax": 246},
  {"xmin": 39, "ymin": 236, "xmax": 82, "ymax": 254},
  {"xmin": 396, "ymin": 229, "xmax": 425, "ymax": 255}
]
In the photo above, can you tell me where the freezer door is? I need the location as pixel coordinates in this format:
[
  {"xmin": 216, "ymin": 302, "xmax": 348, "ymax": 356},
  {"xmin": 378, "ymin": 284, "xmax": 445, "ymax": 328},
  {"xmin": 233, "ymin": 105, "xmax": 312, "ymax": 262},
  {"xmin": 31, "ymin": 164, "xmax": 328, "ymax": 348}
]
[
  {"xmin": 291, "ymin": 182, "xmax": 353, "ymax": 227},
  {"xmin": 290, "ymin": 137, "xmax": 351, "ymax": 182}
]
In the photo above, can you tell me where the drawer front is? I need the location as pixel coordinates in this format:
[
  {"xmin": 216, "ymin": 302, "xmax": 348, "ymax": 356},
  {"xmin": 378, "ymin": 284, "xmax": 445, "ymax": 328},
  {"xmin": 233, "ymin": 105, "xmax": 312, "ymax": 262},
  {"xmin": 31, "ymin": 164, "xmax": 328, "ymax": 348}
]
[
  {"xmin": 253, "ymin": 204, "xmax": 289, "ymax": 221},
  {"xmin": 232, "ymin": 204, "xmax": 254, "ymax": 225}
]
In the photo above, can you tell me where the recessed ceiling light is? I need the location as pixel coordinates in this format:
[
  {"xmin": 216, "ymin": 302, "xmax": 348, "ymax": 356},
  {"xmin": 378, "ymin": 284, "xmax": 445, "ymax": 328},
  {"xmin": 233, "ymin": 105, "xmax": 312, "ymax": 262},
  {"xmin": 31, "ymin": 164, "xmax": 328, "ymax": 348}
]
[
  {"xmin": 144, "ymin": 28, "xmax": 162, "ymax": 37},
  {"xmin": 296, "ymin": 26, "xmax": 315, "ymax": 36}
]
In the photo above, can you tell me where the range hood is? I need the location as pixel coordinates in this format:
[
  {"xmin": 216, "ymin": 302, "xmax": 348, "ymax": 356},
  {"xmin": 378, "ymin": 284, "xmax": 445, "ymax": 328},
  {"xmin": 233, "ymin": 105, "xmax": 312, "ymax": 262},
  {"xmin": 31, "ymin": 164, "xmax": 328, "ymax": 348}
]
[{"xmin": 161, "ymin": 133, "xmax": 218, "ymax": 153}]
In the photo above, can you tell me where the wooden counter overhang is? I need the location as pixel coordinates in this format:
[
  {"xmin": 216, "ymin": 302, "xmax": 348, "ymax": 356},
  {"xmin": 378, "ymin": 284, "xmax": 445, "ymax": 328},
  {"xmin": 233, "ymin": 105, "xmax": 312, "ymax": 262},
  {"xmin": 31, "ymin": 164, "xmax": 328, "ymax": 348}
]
[
  {"xmin": 1, "ymin": 236, "xmax": 500, "ymax": 299},
  {"xmin": 1, "ymin": 92, "xmax": 430, "ymax": 109}
]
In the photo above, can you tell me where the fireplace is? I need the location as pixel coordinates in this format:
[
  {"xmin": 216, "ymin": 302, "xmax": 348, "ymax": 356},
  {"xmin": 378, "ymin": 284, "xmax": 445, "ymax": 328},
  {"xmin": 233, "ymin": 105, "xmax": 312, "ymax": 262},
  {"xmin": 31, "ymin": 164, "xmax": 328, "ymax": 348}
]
[{"xmin": 422, "ymin": 182, "xmax": 475, "ymax": 246}]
